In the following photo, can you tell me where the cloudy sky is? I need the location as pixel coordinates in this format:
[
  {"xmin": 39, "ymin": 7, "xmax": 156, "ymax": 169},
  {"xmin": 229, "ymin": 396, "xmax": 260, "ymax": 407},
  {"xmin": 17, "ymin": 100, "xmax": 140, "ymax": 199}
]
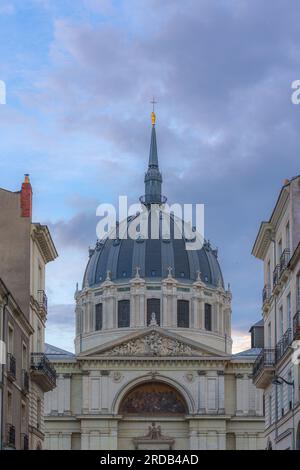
[{"xmin": 1, "ymin": 0, "xmax": 300, "ymax": 353}]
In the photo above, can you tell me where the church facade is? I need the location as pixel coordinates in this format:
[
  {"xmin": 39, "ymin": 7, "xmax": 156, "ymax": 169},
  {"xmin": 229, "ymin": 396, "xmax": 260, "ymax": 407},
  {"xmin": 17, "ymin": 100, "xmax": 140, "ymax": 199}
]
[{"xmin": 44, "ymin": 112, "xmax": 264, "ymax": 450}]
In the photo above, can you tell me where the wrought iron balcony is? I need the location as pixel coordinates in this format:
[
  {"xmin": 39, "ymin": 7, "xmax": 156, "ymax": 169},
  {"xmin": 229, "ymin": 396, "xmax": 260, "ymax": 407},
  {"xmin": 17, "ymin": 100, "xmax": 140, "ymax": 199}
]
[
  {"xmin": 273, "ymin": 265, "xmax": 280, "ymax": 287},
  {"xmin": 7, "ymin": 353, "xmax": 16, "ymax": 380},
  {"xmin": 262, "ymin": 284, "xmax": 271, "ymax": 304},
  {"xmin": 275, "ymin": 328, "xmax": 292, "ymax": 363},
  {"xmin": 37, "ymin": 289, "xmax": 48, "ymax": 317},
  {"xmin": 253, "ymin": 348, "xmax": 275, "ymax": 388},
  {"xmin": 6, "ymin": 424, "xmax": 15, "ymax": 448},
  {"xmin": 22, "ymin": 433, "xmax": 29, "ymax": 450},
  {"xmin": 294, "ymin": 310, "xmax": 300, "ymax": 340},
  {"xmin": 31, "ymin": 352, "xmax": 56, "ymax": 392},
  {"xmin": 279, "ymin": 249, "xmax": 290, "ymax": 276},
  {"xmin": 22, "ymin": 369, "xmax": 29, "ymax": 394}
]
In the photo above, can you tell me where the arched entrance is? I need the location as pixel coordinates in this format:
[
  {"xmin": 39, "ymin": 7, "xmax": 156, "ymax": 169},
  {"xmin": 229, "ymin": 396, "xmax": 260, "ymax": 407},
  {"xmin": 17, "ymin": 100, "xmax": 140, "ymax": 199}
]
[{"xmin": 117, "ymin": 381, "xmax": 189, "ymax": 450}]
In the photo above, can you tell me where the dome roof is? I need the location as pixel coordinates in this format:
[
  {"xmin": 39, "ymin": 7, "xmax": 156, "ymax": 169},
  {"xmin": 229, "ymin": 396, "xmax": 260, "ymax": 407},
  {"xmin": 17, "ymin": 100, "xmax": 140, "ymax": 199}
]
[{"xmin": 83, "ymin": 213, "xmax": 224, "ymax": 288}]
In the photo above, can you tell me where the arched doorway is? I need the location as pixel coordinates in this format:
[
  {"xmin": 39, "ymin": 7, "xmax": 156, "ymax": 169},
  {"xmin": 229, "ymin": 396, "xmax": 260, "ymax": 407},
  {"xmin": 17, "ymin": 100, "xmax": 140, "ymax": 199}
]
[{"xmin": 117, "ymin": 381, "xmax": 189, "ymax": 450}]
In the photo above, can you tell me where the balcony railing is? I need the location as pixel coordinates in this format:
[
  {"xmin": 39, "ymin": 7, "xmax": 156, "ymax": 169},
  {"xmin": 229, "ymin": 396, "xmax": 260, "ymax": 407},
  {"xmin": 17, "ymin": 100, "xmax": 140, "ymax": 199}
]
[
  {"xmin": 279, "ymin": 249, "xmax": 290, "ymax": 276},
  {"xmin": 253, "ymin": 348, "xmax": 275, "ymax": 380},
  {"xmin": 37, "ymin": 289, "xmax": 48, "ymax": 316},
  {"xmin": 31, "ymin": 352, "xmax": 56, "ymax": 392},
  {"xmin": 7, "ymin": 353, "xmax": 16, "ymax": 380},
  {"xmin": 262, "ymin": 284, "xmax": 271, "ymax": 304},
  {"xmin": 6, "ymin": 424, "xmax": 15, "ymax": 448},
  {"xmin": 22, "ymin": 369, "xmax": 29, "ymax": 394},
  {"xmin": 22, "ymin": 433, "xmax": 29, "ymax": 450},
  {"xmin": 275, "ymin": 328, "xmax": 292, "ymax": 362},
  {"xmin": 294, "ymin": 310, "xmax": 300, "ymax": 340},
  {"xmin": 273, "ymin": 265, "xmax": 280, "ymax": 287}
]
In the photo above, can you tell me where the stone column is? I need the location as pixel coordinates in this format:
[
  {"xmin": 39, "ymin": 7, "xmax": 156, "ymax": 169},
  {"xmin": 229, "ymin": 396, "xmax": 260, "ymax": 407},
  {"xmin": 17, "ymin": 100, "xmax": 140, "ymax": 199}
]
[
  {"xmin": 218, "ymin": 432, "xmax": 226, "ymax": 450},
  {"xmin": 217, "ymin": 371, "xmax": 225, "ymax": 414},
  {"xmin": 57, "ymin": 374, "xmax": 64, "ymax": 414},
  {"xmin": 139, "ymin": 292, "xmax": 145, "ymax": 327},
  {"xmin": 235, "ymin": 373, "xmax": 244, "ymax": 415},
  {"xmin": 63, "ymin": 374, "xmax": 71, "ymax": 415},
  {"xmin": 82, "ymin": 372, "xmax": 90, "ymax": 414},
  {"xmin": 81, "ymin": 431, "xmax": 90, "ymax": 450},
  {"xmin": 197, "ymin": 371, "xmax": 206, "ymax": 414},
  {"xmin": 100, "ymin": 371, "xmax": 110, "ymax": 411}
]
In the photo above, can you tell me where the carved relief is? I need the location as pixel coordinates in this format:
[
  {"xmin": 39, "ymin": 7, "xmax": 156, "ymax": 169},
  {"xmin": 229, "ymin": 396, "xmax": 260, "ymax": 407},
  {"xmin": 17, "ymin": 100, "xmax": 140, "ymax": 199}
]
[
  {"xmin": 103, "ymin": 332, "xmax": 195, "ymax": 356},
  {"xmin": 112, "ymin": 371, "xmax": 122, "ymax": 382}
]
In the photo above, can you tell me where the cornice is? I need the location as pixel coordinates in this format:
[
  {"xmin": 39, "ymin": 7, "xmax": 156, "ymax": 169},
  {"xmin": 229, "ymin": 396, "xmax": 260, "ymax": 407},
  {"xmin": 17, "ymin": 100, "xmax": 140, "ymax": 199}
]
[{"xmin": 31, "ymin": 223, "xmax": 58, "ymax": 264}]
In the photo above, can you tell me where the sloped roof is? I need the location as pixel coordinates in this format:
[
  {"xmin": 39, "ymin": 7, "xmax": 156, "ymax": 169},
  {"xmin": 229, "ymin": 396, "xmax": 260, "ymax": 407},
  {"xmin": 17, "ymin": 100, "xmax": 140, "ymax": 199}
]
[{"xmin": 45, "ymin": 343, "xmax": 75, "ymax": 360}]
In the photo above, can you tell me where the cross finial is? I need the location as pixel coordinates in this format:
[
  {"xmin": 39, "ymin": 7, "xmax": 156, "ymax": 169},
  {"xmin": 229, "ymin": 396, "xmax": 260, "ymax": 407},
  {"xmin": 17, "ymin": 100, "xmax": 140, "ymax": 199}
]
[
  {"xmin": 150, "ymin": 97, "xmax": 157, "ymax": 126},
  {"xmin": 150, "ymin": 96, "xmax": 157, "ymax": 112}
]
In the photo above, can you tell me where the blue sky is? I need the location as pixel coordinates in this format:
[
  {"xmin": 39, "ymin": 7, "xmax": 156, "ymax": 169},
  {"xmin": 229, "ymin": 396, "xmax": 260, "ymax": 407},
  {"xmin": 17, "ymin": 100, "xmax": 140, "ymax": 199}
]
[{"xmin": 1, "ymin": 0, "xmax": 300, "ymax": 352}]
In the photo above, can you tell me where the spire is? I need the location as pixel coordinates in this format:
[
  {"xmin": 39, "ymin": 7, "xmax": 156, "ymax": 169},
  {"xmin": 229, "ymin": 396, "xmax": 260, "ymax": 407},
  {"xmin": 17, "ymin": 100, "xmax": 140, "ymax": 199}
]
[{"xmin": 141, "ymin": 99, "xmax": 165, "ymax": 206}]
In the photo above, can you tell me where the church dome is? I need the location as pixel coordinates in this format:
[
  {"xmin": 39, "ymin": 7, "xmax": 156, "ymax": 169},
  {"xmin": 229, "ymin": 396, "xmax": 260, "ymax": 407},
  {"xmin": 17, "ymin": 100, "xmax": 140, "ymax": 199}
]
[
  {"xmin": 82, "ymin": 110, "xmax": 224, "ymax": 290},
  {"xmin": 83, "ymin": 214, "xmax": 224, "ymax": 288}
]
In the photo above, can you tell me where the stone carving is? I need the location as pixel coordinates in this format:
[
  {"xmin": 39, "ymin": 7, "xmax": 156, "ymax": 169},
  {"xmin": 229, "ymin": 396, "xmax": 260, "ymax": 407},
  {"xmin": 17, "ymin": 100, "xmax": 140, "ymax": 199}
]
[
  {"xmin": 185, "ymin": 373, "xmax": 194, "ymax": 382},
  {"xmin": 103, "ymin": 331, "xmax": 194, "ymax": 356},
  {"xmin": 133, "ymin": 422, "xmax": 175, "ymax": 450},
  {"xmin": 112, "ymin": 371, "xmax": 122, "ymax": 382},
  {"xmin": 149, "ymin": 312, "xmax": 158, "ymax": 326}
]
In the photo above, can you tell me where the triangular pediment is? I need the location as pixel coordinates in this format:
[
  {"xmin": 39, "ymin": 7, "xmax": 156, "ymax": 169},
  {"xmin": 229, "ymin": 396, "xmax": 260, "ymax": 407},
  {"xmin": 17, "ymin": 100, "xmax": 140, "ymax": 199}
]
[{"xmin": 78, "ymin": 326, "xmax": 227, "ymax": 358}]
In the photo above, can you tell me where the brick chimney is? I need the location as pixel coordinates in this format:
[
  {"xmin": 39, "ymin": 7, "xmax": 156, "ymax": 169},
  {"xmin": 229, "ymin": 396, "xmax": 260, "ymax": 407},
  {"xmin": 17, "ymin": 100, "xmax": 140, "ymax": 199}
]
[{"xmin": 20, "ymin": 174, "xmax": 32, "ymax": 218}]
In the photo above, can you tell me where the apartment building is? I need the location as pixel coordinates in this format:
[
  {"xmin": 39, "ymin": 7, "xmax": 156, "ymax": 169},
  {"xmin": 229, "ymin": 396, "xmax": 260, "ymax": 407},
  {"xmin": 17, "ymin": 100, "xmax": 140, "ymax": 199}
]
[
  {"xmin": 0, "ymin": 175, "xmax": 58, "ymax": 449},
  {"xmin": 252, "ymin": 176, "xmax": 300, "ymax": 450}
]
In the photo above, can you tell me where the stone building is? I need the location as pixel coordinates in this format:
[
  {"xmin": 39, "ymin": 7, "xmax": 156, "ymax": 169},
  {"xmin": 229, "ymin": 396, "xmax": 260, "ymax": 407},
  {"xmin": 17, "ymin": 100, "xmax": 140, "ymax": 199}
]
[
  {"xmin": 0, "ymin": 279, "xmax": 33, "ymax": 450},
  {"xmin": 252, "ymin": 176, "xmax": 300, "ymax": 449},
  {"xmin": 0, "ymin": 176, "xmax": 58, "ymax": 449},
  {"xmin": 44, "ymin": 113, "xmax": 264, "ymax": 450}
]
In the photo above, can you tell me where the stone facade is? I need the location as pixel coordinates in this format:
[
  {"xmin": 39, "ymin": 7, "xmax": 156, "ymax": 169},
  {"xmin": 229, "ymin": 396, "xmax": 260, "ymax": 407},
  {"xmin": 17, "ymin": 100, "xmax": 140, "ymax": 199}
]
[
  {"xmin": 44, "ymin": 275, "xmax": 264, "ymax": 450},
  {"xmin": 0, "ymin": 176, "xmax": 58, "ymax": 449},
  {"xmin": 252, "ymin": 175, "xmax": 300, "ymax": 449}
]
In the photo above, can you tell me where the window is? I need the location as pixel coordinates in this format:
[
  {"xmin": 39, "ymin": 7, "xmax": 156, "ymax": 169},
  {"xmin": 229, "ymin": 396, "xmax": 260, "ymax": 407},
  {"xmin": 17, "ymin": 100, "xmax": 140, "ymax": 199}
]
[
  {"xmin": 21, "ymin": 402, "xmax": 26, "ymax": 432},
  {"xmin": 37, "ymin": 397, "xmax": 41, "ymax": 430},
  {"xmin": 280, "ymin": 383, "xmax": 284, "ymax": 417},
  {"xmin": 8, "ymin": 325, "xmax": 14, "ymax": 354},
  {"xmin": 297, "ymin": 274, "xmax": 300, "ymax": 309},
  {"xmin": 269, "ymin": 394, "xmax": 272, "ymax": 426},
  {"xmin": 38, "ymin": 264, "xmax": 42, "ymax": 291},
  {"xmin": 37, "ymin": 325, "xmax": 42, "ymax": 353},
  {"xmin": 22, "ymin": 343, "xmax": 27, "ymax": 369},
  {"xmin": 147, "ymin": 298, "xmax": 160, "ymax": 325},
  {"xmin": 267, "ymin": 260, "xmax": 271, "ymax": 287},
  {"xmin": 288, "ymin": 370, "xmax": 293, "ymax": 409},
  {"xmin": 267, "ymin": 322, "xmax": 272, "ymax": 348},
  {"xmin": 118, "ymin": 300, "xmax": 130, "ymax": 328},
  {"xmin": 277, "ymin": 239, "xmax": 282, "ymax": 259},
  {"xmin": 287, "ymin": 293, "xmax": 292, "ymax": 331},
  {"xmin": 286, "ymin": 222, "xmax": 290, "ymax": 250},
  {"xmin": 76, "ymin": 309, "xmax": 82, "ymax": 334},
  {"xmin": 205, "ymin": 303, "xmax": 212, "ymax": 331},
  {"xmin": 95, "ymin": 304, "xmax": 103, "ymax": 331},
  {"xmin": 177, "ymin": 300, "xmax": 189, "ymax": 328},
  {"xmin": 7, "ymin": 390, "xmax": 12, "ymax": 424},
  {"xmin": 279, "ymin": 306, "xmax": 284, "ymax": 340}
]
